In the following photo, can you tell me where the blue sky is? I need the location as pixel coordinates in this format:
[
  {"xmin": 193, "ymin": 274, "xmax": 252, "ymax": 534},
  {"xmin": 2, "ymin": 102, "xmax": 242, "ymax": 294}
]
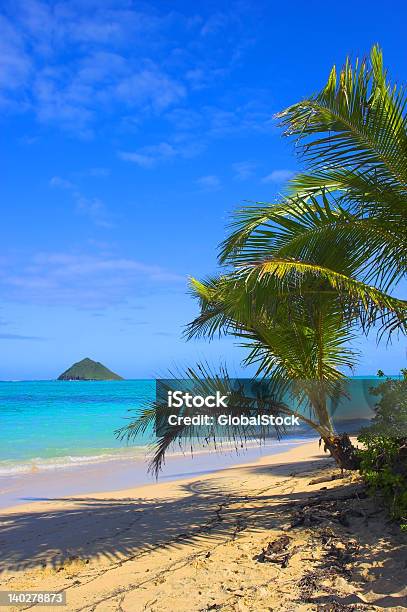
[{"xmin": 1, "ymin": 0, "xmax": 406, "ymax": 379}]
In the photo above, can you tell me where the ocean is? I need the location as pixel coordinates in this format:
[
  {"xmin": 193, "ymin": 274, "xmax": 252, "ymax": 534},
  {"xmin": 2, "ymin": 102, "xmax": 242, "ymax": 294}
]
[
  {"xmin": 0, "ymin": 376, "xmax": 384, "ymax": 477},
  {"xmin": 0, "ymin": 379, "xmax": 155, "ymax": 475},
  {"xmin": 0, "ymin": 379, "xmax": 318, "ymax": 509}
]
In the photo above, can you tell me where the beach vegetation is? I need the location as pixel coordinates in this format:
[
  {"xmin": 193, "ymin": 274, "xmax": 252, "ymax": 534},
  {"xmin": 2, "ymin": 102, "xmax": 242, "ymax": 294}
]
[{"xmin": 358, "ymin": 370, "xmax": 407, "ymax": 526}]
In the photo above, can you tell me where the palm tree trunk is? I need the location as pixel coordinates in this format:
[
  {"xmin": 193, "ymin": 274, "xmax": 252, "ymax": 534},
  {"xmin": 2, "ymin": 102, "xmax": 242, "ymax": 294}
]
[
  {"xmin": 321, "ymin": 434, "xmax": 360, "ymax": 470},
  {"xmin": 309, "ymin": 388, "xmax": 360, "ymax": 470},
  {"xmin": 281, "ymin": 402, "xmax": 360, "ymax": 469}
]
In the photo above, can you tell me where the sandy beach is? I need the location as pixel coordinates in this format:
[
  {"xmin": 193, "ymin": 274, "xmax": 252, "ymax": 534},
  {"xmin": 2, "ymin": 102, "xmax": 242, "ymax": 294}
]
[{"xmin": 1, "ymin": 440, "xmax": 406, "ymax": 612}]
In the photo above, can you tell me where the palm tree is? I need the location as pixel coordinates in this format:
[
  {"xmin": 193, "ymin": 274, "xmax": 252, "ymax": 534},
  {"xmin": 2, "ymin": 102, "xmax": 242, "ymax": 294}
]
[
  {"xmin": 119, "ymin": 46, "xmax": 406, "ymax": 473},
  {"xmin": 220, "ymin": 46, "xmax": 406, "ymax": 316}
]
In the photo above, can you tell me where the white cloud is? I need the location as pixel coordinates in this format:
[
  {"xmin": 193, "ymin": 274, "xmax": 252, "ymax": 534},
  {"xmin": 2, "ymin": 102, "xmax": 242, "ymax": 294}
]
[
  {"xmin": 0, "ymin": 2, "xmax": 258, "ymax": 139},
  {"xmin": 86, "ymin": 167, "xmax": 111, "ymax": 177},
  {"xmin": 37, "ymin": 58, "xmax": 185, "ymax": 127},
  {"xmin": 33, "ymin": 73, "xmax": 94, "ymax": 136},
  {"xmin": 119, "ymin": 140, "xmax": 203, "ymax": 168},
  {"xmin": 32, "ymin": 253, "xmax": 184, "ymax": 281},
  {"xmin": 165, "ymin": 103, "xmax": 274, "ymax": 144},
  {"xmin": 76, "ymin": 52, "xmax": 128, "ymax": 84},
  {"xmin": 197, "ymin": 175, "xmax": 221, "ymax": 190},
  {"xmin": 75, "ymin": 194, "xmax": 112, "ymax": 228},
  {"xmin": 0, "ymin": 332, "xmax": 45, "ymax": 341},
  {"xmin": 200, "ymin": 13, "xmax": 228, "ymax": 36},
  {"xmin": 119, "ymin": 151, "xmax": 155, "ymax": 168},
  {"xmin": 50, "ymin": 176, "xmax": 75, "ymax": 190},
  {"xmin": 50, "ymin": 176, "xmax": 111, "ymax": 227},
  {"xmin": 232, "ymin": 161, "xmax": 256, "ymax": 181},
  {"xmin": 114, "ymin": 68, "xmax": 185, "ymax": 111},
  {"xmin": 262, "ymin": 169, "xmax": 296, "ymax": 184},
  {"xmin": 119, "ymin": 142, "xmax": 177, "ymax": 168},
  {"xmin": 165, "ymin": 107, "xmax": 202, "ymax": 131},
  {"xmin": 0, "ymin": 16, "xmax": 31, "ymax": 93},
  {"xmin": 0, "ymin": 4, "xmax": 186, "ymax": 132},
  {"xmin": 1, "ymin": 250, "xmax": 185, "ymax": 308}
]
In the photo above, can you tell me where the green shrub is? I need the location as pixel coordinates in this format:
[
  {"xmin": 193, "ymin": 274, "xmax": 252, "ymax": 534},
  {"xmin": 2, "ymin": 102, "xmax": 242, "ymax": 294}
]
[{"xmin": 358, "ymin": 370, "xmax": 407, "ymax": 525}]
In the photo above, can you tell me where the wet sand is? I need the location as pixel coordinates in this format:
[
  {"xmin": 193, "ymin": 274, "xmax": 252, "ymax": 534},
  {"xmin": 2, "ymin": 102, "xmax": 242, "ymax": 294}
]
[{"xmin": 0, "ymin": 440, "xmax": 306, "ymax": 510}]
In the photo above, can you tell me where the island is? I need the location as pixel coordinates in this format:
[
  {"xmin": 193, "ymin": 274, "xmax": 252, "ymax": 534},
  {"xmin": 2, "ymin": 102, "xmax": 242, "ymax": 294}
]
[{"xmin": 57, "ymin": 357, "xmax": 124, "ymax": 381}]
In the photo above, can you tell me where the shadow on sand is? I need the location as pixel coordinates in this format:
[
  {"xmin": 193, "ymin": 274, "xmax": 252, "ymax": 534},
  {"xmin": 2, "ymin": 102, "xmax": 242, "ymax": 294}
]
[{"xmin": 1, "ymin": 457, "xmax": 406, "ymax": 608}]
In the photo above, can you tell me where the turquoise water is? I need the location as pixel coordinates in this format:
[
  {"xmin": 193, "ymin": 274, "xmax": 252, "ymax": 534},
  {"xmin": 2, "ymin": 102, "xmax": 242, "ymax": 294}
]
[
  {"xmin": 0, "ymin": 376, "xmax": 390, "ymax": 476},
  {"xmin": 0, "ymin": 380, "xmax": 154, "ymax": 474}
]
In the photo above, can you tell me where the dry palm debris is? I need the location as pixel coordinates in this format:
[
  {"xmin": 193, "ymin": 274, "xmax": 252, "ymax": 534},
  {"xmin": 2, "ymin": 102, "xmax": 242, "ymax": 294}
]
[{"xmin": 256, "ymin": 534, "xmax": 295, "ymax": 567}]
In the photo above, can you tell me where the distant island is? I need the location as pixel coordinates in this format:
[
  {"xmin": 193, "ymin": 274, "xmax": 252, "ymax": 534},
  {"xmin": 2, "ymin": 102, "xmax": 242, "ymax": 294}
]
[{"xmin": 57, "ymin": 358, "xmax": 124, "ymax": 381}]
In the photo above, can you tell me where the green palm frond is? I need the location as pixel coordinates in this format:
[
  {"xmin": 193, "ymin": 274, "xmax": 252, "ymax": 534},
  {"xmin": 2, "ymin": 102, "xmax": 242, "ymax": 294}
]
[
  {"xmin": 117, "ymin": 363, "xmax": 291, "ymax": 477},
  {"xmin": 218, "ymin": 197, "xmax": 308, "ymax": 264},
  {"xmin": 188, "ymin": 264, "xmax": 407, "ymax": 341},
  {"xmin": 277, "ymin": 45, "xmax": 407, "ymax": 186},
  {"xmin": 188, "ymin": 277, "xmax": 360, "ymax": 439},
  {"xmin": 219, "ymin": 192, "xmax": 404, "ymax": 288}
]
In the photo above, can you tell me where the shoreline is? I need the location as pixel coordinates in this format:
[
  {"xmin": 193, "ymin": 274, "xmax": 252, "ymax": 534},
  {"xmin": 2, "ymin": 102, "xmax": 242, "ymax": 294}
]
[
  {"xmin": 0, "ymin": 436, "xmax": 315, "ymax": 477},
  {"xmin": 1, "ymin": 439, "xmax": 406, "ymax": 611},
  {"xmin": 0, "ymin": 438, "xmax": 314, "ymax": 511}
]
